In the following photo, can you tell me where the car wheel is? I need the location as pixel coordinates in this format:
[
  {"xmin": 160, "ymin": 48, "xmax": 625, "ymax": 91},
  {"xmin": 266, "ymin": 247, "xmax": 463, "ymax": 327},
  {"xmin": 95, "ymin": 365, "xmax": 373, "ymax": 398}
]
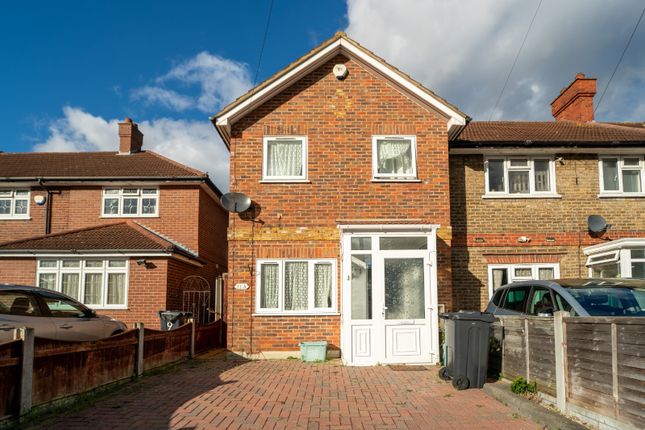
[
  {"xmin": 438, "ymin": 367, "xmax": 451, "ymax": 381},
  {"xmin": 452, "ymin": 375, "xmax": 469, "ymax": 390}
]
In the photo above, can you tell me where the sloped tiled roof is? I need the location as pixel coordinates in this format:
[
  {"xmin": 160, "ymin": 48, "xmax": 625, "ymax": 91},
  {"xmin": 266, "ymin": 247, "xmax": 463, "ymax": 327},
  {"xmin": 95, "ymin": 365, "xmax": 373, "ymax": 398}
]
[
  {"xmin": 0, "ymin": 151, "xmax": 206, "ymax": 179},
  {"xmin": 450, "ymin": 121, "xmax": 645, "ymax": 147},
  {"xmin": 0, "ymin": 222, "xmax": 196, "ymax": 259}
]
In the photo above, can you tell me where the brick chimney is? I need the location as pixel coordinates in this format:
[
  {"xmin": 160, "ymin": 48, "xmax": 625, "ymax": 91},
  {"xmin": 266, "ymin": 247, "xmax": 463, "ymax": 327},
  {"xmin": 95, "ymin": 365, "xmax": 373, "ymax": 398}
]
[
  {"xmin": 118, "ymin": 118, "xmax": 144, "ymax": 154},
  {"xmin": 551, "ymin": 73, "xmax": 597, "ymax": 122}
]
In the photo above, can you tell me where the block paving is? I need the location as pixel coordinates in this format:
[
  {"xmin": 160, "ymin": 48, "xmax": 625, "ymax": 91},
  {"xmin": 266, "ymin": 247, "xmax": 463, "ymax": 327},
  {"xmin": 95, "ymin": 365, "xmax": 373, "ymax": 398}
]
[{"xmin": 35, "ymin": 358, "xmax": 538, "ymax": 429}]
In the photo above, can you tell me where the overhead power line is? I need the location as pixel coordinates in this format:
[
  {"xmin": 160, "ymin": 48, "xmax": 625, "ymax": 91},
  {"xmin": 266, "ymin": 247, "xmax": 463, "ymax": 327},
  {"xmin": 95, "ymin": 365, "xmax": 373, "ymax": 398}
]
[
  {"xmin": 488, "ymin": 0, "xmax": 543, "ymax": 120},
  {"xmin": 595, "ymin": 4, "xmax": 645, "ymax": 114},
  {"xmin": 253, "ymin": 0, "xmax": 275, "ymax": 87}
]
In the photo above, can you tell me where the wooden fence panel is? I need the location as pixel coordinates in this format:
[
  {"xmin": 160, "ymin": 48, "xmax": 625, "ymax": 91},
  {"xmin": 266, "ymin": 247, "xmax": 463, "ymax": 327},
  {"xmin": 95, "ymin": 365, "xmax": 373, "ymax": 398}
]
[
  {"xmin": 194, "ymin": 321, "xmax": 222, "ymax": 354},
  {"xmin": 500, "ymin": 318, "xmax": 526, "ymax": 380},
  {"xmin": 31, "ymin": 331, "xmax": 138, "ymax": 406},
  {"xmin": 143, "ymin": 324, "xmax": 191, "ymax": 371},
  {"xmin": 616, "ymin": 322, "xmax": 645, "ymax": 429},
  {"xmin": 565, "ymin": 320, "xmax": 615, "ymax": 420},
  {"xmin": 0, "ymin": 340, "xmax": 21, "ymax": 419},
  {"xmin": 528, "ymin": 319, "xmax": 556, "ymax": 396}
]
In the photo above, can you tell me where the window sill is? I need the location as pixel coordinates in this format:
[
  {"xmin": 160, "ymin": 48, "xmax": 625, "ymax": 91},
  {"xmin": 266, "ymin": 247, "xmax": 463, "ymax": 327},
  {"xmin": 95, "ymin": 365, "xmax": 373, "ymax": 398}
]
[
  {"xmin": 0, "ymin": 216, "xmax": 31, "ymax": 221},
  {"xmin": 259, "ymin": 180, "xmax": 311, "ymax": 184},
  {"xmin": 100, "ymin": 215, "xmax": 160, "ymax": 219},
  {"xmin": 482, "ymin": 194, "xmax": 562, "ymax": 199},
  {"xmin": 371, "ymin": 179, "xmax": 421, "ymax": 183},
  {"xmin": 598, "ymin": 193, "xmax": 645, "ymax": 198},
  {"xmin": 253, "ymin": 312, "xmax": 340, "ymax": 317}
]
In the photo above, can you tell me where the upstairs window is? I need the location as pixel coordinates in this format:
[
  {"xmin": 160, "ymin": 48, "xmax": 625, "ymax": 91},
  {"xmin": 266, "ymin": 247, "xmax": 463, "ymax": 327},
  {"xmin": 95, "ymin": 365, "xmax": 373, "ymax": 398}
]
[
  {"xmin": 372, "ymin": 135, "xmax": 417, "ymax": 180},
  {"xmin": 0, "ymin": 189, "xmax": 30, "ymax": 219},
  {"xmin": 599, "ymin": 156, "xmax": 644, "ymax": 195},
  {"xmin": 262, "ymin": 136, "xmax": 307, "ymax": 181},
  {"xmin": 102, "ymin": 188, "xmax": 158, "ymax": 217},
  {"xmin": 485, "ymin": 157, "xmax": 556, "ymax": 196}
]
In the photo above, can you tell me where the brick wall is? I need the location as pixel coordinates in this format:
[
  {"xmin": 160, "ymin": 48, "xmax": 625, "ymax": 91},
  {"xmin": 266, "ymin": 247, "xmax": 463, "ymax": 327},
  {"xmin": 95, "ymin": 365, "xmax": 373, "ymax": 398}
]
[
  {"xmin": 226, "ymin": 54, "xmax": 452, "ymax": 355},
  {"xmin": 450, "ymin": 153, "xmax": 645, "ymax": 310}
]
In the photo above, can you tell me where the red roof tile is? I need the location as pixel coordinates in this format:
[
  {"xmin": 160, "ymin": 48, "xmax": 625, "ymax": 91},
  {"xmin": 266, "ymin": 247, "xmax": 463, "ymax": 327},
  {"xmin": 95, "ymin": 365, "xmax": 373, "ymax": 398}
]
[{"xmin": 451, "ymin": 121, "xmax": 645, "ymax": 146}]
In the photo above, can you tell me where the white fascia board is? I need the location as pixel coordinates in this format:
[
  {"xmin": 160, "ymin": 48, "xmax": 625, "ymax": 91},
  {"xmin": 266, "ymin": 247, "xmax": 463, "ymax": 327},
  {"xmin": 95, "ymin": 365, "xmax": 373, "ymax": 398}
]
[
  {"xmin": 339, "ymin": 39, "xmax": 465, "ymax": 127},
  {"xmin": 450, "ymin": 147, "xmax": 645, "ymax": 155},
  {"xmin": 338, "ymin": 224, "xmax": 440, "ymax": 233},
  {"xmin": 583, "ymin": 238, "xmax": 645, "ymax": 255}
]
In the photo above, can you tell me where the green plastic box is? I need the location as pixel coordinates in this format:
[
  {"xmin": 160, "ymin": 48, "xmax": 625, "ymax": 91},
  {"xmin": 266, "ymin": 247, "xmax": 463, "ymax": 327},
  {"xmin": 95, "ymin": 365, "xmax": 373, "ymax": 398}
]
[{"xmin": 300, "ymin": 341, "xmax": 328, "ymax": 362}]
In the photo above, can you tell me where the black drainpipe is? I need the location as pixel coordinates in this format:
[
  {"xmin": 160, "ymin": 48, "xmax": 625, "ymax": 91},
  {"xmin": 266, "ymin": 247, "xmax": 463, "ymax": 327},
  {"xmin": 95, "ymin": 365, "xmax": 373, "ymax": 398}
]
[{"xmin": 37, "ymin": 179, "xmax": 53, "ymax": 235}]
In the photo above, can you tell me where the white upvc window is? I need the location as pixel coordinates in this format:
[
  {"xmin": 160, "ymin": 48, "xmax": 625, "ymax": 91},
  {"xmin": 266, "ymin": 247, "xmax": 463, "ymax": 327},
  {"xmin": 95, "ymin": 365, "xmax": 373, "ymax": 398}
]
[
  {"xmin": 255, "ymin": 259, "xmax": 337, "ymax": 315},
  {"xmin": 262, "ymin": 136, "xmax": 308, "ymax": 181},
  {"xmin": 586, "ymin": 247, "xmax": 645, "ymax": 278},
  {"xmin": 102, "ymin": 188, "xmax": 159, "ymax": 217},
  {"xmin": 599, "ymin": 156, "xmax": 645, "ymax": 196},
  {"xmin": 484, "ymin": 156, "xmax": 557, "ymax": 197},
  {"xmin": 36, "ymin": 258, "xmax": 128, "ymax": 309},
  {"xmin": 487, "ymin": 263, "xmax": 560, "ymax": 299},
  {"xmin": 372, "ymin": 135, "xmax": 417, "ymax": 180},
  {"xmin": 0, "ymin": 189, "xmax": 30, "ymax": 219}
]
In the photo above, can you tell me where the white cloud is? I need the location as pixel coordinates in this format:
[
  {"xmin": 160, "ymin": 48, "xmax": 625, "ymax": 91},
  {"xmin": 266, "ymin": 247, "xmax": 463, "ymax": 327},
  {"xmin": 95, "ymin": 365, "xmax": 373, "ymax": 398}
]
[
  {"xmin": 132, "ymin": 51, "xmax": 252, "ymax": 113},
  {"xmin": 131, "ymin": 86, "xmax": 193, "ymax": 111},
  {"xmin": 345, "ymin": 0, "xmax": 645, "ymax": 120},
  {"xmin": 34, "ymin": 107, "xmax": 230, "ymax": 192}
]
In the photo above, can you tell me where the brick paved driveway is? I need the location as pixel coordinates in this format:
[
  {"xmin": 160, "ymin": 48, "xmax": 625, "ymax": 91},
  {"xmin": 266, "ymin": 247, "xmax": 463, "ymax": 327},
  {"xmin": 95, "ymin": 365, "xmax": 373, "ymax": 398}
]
[{"xmin": 36, "ymin": 357, "xmax": 538, "ymax": 430}]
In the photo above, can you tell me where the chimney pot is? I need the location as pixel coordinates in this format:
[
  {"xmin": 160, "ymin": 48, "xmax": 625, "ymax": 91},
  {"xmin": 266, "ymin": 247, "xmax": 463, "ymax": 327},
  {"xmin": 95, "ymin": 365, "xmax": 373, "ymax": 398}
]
[
  {"xmin": 551, "ymin": 73, "xmax": 596, "ymax": 122},
  {"xmin": 118, "ymin": 118, "xmax": 144, "ymax": 154}
]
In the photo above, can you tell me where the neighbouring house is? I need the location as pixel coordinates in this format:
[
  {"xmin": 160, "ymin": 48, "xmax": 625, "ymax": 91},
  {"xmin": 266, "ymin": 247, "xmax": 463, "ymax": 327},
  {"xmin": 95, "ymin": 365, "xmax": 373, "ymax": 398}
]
[
  {"xmin": 0, "ymin": 119, "xmax": 228, "ymax": 327},
  {"xmin": 212, "ymin": 32, "xmax": 645, "ymax": 365}
]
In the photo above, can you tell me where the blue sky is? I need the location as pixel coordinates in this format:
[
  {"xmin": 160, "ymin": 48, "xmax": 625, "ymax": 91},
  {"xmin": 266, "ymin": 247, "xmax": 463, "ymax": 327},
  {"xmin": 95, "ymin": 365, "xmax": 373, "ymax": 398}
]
[{"xmin": 2, "ymin": 1, "xmax": 644, "ymax": 191}]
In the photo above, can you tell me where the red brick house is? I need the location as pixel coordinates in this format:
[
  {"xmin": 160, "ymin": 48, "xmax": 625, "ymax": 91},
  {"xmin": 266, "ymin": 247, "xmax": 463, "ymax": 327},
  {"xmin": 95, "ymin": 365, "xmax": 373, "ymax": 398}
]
[
  {"xmin": 0, "ymin": 119, "xmax": 228, "ymax": 327},
  {"xmin": 213, "ymin": 32, "xmax": 645, "ymax": 365}
]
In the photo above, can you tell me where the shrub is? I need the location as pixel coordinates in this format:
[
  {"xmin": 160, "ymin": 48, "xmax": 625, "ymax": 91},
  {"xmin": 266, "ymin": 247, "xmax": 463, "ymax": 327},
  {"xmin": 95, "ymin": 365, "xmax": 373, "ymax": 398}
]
[{"xmin": 510, "ymin": 377, "xmax": 537, "ymax": 395}]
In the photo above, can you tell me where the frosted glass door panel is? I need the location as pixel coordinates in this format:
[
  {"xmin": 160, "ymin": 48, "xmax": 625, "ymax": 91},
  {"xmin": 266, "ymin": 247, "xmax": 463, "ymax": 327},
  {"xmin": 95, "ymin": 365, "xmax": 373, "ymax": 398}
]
[{"xmin": 384, "ymin": 258, "xmax": 425, "ymax": 320}]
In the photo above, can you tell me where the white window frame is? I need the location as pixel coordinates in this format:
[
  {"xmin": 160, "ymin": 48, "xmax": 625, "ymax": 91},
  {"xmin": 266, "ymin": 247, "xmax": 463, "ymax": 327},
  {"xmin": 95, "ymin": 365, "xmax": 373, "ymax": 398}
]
[
  {"xmin": 586, "ymin": 247, "xmax": 645, "ymax": 278},
  {"xmin": 484, "ymin": 156, "xmax": 558, "ymax": 198},
  {"xmin": 101, "ymin": 187, "xmax": 159, "ymax": 218},
  {"xmin": 261, "ymin": 136, "xmax": 308, "ymax": 182},
  {"xmin": 255, "ymin": 258, "xmax": 337, "ymax": 315},
  {"xmin": 372, "ymin": 135, "xmax": 418, "ymax": 180},
  {"xmin": 487, "ymin": 263, "xmax": 560, "ymax": 299},
  {"xmin": 0, "ymin": 189, "xmax": 30, "ymax": 219},
  {"xmin": 36, "ymin": 258, "xmax": 129, "ymax": 309},
  {"xmin": 598, "ymin": 155, "xmax": 645, "ymax": 197}
]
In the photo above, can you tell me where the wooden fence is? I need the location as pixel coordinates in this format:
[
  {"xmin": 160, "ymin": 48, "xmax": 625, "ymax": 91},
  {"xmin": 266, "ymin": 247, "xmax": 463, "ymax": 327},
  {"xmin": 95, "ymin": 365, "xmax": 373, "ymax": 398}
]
[
  {"xmin": 0, "ymin": 320, "xmax": 223, "ymax": 421},
  {"xmin": 491, "ymin": 313, "xmax": 645, "ymax": 430}
]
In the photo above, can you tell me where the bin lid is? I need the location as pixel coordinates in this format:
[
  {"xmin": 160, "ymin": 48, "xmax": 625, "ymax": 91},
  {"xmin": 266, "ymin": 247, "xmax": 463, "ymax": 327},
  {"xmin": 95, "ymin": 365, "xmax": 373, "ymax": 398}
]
[{"xmin": 440, "ymin": 311, "xmax": 496, "ymax": 322}]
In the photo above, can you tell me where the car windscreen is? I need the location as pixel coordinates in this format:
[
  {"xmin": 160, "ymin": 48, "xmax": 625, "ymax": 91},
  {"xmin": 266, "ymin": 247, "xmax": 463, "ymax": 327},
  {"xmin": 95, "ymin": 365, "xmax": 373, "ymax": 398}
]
[{"xmin": 567, "ymin": 287, "xmax": 645, "ymax": 316}]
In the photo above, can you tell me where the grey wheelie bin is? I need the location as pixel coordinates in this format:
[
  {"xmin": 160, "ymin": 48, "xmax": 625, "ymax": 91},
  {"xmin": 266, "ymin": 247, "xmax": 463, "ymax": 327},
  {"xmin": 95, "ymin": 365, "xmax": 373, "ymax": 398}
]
[
  {"xmin": 158, "ymin": 311, "xmax": 193, "ymax": 331},
  {"xmin": 438, "ymin": 311, "xmax": 496, "ymax": 390}
]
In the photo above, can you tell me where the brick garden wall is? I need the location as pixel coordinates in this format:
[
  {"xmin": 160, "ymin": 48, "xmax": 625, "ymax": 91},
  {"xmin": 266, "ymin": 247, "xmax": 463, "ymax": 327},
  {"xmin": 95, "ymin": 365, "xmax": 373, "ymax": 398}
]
[
  {"xmin": 226, "ymin": 54, "xmax": 453, "ymax": 355},
  {"xmin": 450, "ymin": 153, "xmax": 645, "ymax": 310}
]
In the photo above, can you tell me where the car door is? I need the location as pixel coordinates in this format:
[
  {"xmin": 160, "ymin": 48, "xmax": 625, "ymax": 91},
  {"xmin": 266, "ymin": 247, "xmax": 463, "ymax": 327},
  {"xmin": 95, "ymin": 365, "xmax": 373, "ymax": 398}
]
[
  {"xmin": 0, "ymin": 290, "xmax": 57, "ymax": 341},
  {"xmin": 39, "ymin": 292, "xmax": 107, "ymax": 341}
]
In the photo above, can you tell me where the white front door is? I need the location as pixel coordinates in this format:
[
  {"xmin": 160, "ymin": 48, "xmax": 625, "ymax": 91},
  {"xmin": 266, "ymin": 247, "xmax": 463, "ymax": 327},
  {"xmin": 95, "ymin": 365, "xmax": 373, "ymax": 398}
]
[{"xmin": 341, "ymin": 228, "xmax": 439, "ymax": 365}]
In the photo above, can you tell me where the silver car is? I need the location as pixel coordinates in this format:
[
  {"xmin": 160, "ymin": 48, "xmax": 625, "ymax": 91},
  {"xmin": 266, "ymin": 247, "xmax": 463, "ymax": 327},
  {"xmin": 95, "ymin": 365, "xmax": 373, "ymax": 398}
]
[
  {"xmin": 0, "ymin": 284, "xmax": 128, "ymax": 343},
  {"xmin": 486, "ymin": 278, "xmax": 645, "ymax": 317}
]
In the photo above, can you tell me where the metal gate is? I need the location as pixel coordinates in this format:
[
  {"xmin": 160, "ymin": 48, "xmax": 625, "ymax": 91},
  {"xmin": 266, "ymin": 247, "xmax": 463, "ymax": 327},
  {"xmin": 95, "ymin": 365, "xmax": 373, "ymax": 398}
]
[{"xmin": 180, "ymin": 275, "xmax": 224, "ymax": 324}]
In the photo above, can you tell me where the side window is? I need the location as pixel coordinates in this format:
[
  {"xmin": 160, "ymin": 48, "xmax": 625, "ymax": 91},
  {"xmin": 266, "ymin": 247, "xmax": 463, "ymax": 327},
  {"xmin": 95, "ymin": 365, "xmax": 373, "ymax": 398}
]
[
  {"xmin": 501, "ymin": 286, "xmax": 530, "ymax": 312},
  {"xmin": 0, "ymin": 291, "xmax": 41, "ymax": 316},
  {"xmin": 41, "ymin": 295, "xmax": 88, "ymax": 318},
  {"xmin": 528, "ymin": 287, "xmax": 555, "ymax": 315}
]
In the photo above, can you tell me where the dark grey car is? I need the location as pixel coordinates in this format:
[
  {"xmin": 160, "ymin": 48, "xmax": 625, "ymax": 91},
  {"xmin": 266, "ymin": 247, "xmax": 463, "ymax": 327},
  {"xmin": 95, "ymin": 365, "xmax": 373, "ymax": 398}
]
[
  {"xmin": 0, "ymin": 284, "xmax": 128, "ymax": 343},
  {"xmin": 486, "ymin": 278, "xmax": 645, "ymax": 317}
]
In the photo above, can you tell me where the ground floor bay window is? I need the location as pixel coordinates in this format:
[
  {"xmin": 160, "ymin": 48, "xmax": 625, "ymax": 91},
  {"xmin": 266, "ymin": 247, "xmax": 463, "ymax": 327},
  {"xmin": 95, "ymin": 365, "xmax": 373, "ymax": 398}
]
[
  {"xmin": 585, "ymin": 239, "xmax": 645, "ymax": 279},
  {"xmin": 37, "ymin": 258, "xmax": 128, "ymax": 309},
  {"xmin": 488, "ymin": 263, "xmax": 560, "ymax": 298}
]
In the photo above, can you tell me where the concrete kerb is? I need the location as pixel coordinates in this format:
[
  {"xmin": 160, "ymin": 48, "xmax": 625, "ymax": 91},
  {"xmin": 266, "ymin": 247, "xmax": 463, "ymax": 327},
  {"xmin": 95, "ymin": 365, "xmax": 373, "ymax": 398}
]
[{"xmin": 483, "ymin": 381, "xmax": 589, "ymax": 430}]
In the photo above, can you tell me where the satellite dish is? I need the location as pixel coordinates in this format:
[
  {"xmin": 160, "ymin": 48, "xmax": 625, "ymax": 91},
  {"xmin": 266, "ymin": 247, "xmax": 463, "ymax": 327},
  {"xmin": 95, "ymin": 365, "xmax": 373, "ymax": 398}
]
[
  {"xmin": 220, "ymin": 192, "xmax": 252, "ymax": 213},
  {"xmin": 588, "ymin": 215, "xmax": 610, "ymax": 234}
]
